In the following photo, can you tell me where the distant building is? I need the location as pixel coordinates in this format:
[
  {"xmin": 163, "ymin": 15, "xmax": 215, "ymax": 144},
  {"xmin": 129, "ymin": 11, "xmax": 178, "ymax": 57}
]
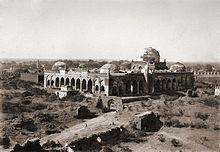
[
  {"xmin": 44, "ymin": 47, "xmax": 194, "ymax": 96},
  {"xmin": 0, "ymin": 66, "xmax": 20, "ymax": 79}
]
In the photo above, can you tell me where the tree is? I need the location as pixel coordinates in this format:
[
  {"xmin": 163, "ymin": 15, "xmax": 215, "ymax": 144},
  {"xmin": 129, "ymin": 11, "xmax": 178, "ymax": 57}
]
[{"xmin": 204, "ymin": 64, "xmax": 213, "ymax": 72}]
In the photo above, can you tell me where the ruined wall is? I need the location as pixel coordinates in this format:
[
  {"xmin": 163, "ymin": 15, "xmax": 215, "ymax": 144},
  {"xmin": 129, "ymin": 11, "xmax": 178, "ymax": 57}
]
[
  {"xmin": 154, "ymin": 72, "xmax": 194, "ymax": 92},
  {"xmin": 100, "ymin": 96, "xmax": 123, "ymax": 111},
  {"xmin": 20, "ymin": 73, "xmax": 44, "ymax": 84},
  {"xmin": 194, "ymin": 71, "xmax": 220, "ymax": 84},
  {"xmin": 109, "ymin": 73, "xmax": 147, "ymax": 97},
  {"xmin": 68, "ymin": 127, "xmax": 123, "ymax": 151}
]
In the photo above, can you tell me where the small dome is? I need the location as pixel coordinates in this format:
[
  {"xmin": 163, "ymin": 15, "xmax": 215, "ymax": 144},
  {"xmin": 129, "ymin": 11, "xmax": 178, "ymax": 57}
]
[
  {"xmin": 52, "ymin": 61, "xmax": 66, "ymax": 70},
  {"xmin": 170, "ymin": 62, "xmax": 186, "ymax": 72},
  {"xmin": 100, "ymin": 64, "xmax": 118, "ymax": 73}
]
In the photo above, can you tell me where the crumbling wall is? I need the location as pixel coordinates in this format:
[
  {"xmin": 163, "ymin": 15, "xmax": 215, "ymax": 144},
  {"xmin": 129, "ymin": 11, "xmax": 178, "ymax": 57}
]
[
  {"xmin": 100, "ymin": 96, "xmax": 123, "ymax": 111},
  {"xmin": 68, "ymin": 127, "xmax": 123, "ymax": 151},
  {"xmin": 20, "ymin": 73, "xmax": 43, "ymax": 84}
]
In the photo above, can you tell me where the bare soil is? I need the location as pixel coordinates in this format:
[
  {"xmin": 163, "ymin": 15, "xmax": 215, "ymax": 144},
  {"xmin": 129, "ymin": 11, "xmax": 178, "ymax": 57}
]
[{"xmin": 0, "ymin": 78, "xmax": 219, "ymax": 152}]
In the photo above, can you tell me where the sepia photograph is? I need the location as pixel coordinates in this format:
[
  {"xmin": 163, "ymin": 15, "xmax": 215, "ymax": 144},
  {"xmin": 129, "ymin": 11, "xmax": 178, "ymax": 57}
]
[{"xmin": 0, "ymin": 0, "xmax": 219, "ymax": 151}]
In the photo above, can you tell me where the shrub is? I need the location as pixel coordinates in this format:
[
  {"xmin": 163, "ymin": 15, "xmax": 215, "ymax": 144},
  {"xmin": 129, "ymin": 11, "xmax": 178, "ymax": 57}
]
[
  {"xmin": 214, "ymin": 124, "xmax": 220, "ymax": 130},
  {"xmin": 29, "ymin": 103, "xmax": 47, "ymax": 111},
  {"xmin": 69, "ymin": 93, "xmax": 86, "ymax": 102},
  {"xmin": 194, "ymin": 112, "xmax": 209, "ymax": 121},
  {"xmin": 164, "ymin": 117, "xmax": 189, "ymax": 128},
  {"xmin": 190, "ymin": 120, "xmax": 209, "ymax": 129},
  {"xmin": 21, "ymin": 99, "xmax": 32, "ymax": 105}
]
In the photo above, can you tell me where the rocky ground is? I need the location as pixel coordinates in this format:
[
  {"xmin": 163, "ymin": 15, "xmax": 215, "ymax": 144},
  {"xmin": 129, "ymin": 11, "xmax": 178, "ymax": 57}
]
[{"xmin": 0, "ymin": 78, "xmax": 219, "ymax": 152}]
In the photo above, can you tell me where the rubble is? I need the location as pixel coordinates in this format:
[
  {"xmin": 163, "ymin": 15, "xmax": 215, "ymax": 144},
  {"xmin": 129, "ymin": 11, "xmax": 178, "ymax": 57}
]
[
  {"xmin": 14, "ymin": 118, "xmax": 38, "ymax": 132},
  {"xmin": 42, "ymin": 140, "xmax": 62, "ymax": 150},
  {"xmin": 131, "ymin": 111, "xmax": 163, "ymax": 132},
  {"xmin": 76, "ymin": 106, "xmax": 95, "ymax": 119},
  {"xmin": 0, "ymin": 136, "xmax": 10, "ymax": 149},
  {"xmin": 11, "ymin": 138, "xmax": 46, "ymax": 152}
]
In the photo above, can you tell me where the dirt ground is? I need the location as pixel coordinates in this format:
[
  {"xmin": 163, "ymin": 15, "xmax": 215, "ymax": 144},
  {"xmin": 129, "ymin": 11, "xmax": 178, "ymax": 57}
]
[{"xmin": 0, "ymin": 78, "xmax": 219, "ymax": 152}]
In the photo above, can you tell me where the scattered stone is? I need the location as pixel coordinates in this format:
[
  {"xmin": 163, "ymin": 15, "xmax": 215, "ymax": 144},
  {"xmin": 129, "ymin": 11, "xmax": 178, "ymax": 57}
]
[
  {"xmin": 158, "ymin": 134, "xmax": 165, "ymax": 142},
  {"xmin": 42, "ymin": 140, "xmax": 62, "ymax": 149},
  {"xmin": 171, "ymin": 138, "xmax": 183, "ymax": 147},
  {"xmin": 45, "ymin": 129, "xmax": 61, "ymax": 135},
  {"xmin": 100, "ymin": 146, "xmax": 113, "ymax": 152},
  {"xmin": 22, "ymin": 91, "xmax": 33, "ymax": 97},
  {"xmin": 14, "ymin": 118, "xmax": 38, "ymax": 132},
  {"xmin": 214, "ymin": 124, "xmax": 220, "ymax": 130}
]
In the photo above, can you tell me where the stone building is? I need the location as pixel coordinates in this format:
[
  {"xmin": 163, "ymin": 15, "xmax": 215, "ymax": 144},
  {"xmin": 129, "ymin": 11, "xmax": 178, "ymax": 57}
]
[
  {"xmin": 44, "ymin": 47, "xmax": 194, "ymax": 96},
  {"xmin": 20, "ymin": 60, "xmax": 44, "ymax": 84}
]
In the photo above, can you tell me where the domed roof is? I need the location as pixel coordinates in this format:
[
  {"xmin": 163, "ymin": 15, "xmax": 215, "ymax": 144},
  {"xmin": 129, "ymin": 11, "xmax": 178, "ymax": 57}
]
[
  {"xmin": 100, "ymin": 64, "xmax": 118, "ymax": 73},
  {"xmin": 144, "ymin": 47, "xmax": 160, "ymax": 56},
  {"xmin": 141, "ymin": 47, "xmax": 160, "ymax": 63},
  {"xmin": 170, "ymin": 62, "xmax": 186, "ymax": 72},
  {"xmin": 52, "ymin": 61, "xmax": 66, "ymax": 70}
]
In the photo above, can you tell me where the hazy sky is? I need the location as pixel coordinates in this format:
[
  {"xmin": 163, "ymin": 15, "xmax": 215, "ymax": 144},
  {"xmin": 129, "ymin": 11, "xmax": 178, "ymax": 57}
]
[{"xmin": 0, "ymin": 0, "xmax": 219, "ymax": 62}]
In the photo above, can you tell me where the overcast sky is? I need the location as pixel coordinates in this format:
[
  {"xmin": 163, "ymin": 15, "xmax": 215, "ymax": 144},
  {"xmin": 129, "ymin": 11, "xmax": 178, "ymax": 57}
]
[{"xmin": 0, "ymin": 0, "xmax": 219, "ymax": 62}]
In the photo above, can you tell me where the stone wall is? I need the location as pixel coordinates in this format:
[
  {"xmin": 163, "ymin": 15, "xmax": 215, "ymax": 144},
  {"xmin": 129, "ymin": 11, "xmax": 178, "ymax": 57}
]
[{"xmin": 20, "ymin": 73, "xmax": 44, "ymax": 84}]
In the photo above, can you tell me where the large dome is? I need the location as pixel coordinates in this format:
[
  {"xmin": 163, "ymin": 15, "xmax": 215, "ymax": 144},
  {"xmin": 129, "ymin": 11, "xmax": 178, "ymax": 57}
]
[
  {"xmin": 141, "ymin": 47, "xmax": 160, "ymax": 63},
  {"xmin": 52, "ymin": 61, "xmax": 66, "ymax": 70},
  {"xmin": 100, "ymin": 64, "xmax": 118, "ymax": 73},
  {"xmin": 170, "ymin": 62, "xmax": 186, "ymax": 72}
]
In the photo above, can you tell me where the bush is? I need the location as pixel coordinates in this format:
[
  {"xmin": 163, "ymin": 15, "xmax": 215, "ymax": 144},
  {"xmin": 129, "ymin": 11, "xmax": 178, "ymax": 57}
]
[
  {"xmin": 194, "ymin": 112, "xmax": 209, "ymax": 121},
  {"xmin": 21, "ymin": 99, "xmax": 32, "ymax": 105},
  {"xmin": 96, "ymin": 97, "xmax": 103, "ymax": 109},
  {"xmin": 214, "ymin": 124, "xmax": 220, "ymax": 130},
  {"xmin": 164, "ymin": 117, "xmax": 189, "ymax": 128},
  {"xmin": 190, "ymin": 120, "xmax": 209, "ymax": 129},
  {"xmin": 29, "ymin": 103, "xmax": 47, "ymax": 111},
  {"xmin": 199, "ymin": 97, "xmax": 220, "ymax": 108},
  {"xmin": 69, "ymin": 93, "xmax": 86, "ymax": 102}
]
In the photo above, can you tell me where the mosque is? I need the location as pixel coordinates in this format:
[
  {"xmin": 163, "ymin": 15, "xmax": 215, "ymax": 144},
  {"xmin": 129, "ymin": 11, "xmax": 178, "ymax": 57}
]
[{"xmin": 44, "ymin": 47, "xmax": 194, "ymax": 96}]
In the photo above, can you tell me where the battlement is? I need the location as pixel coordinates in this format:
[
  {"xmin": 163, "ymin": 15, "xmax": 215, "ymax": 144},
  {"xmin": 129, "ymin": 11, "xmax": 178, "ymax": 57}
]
[
  {"xmin": 194, "ymin": 71, "xmax": 220, "ymax": 76},
  {"xmin": 215, "ymin": 86, "xmax": 220, "ymax": 89}
]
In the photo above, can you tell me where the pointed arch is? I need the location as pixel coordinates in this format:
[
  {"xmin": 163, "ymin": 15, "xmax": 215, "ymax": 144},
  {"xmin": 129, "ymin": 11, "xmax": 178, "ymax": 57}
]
[
  {"xmin": 162, "ymin": 79, "xmax": 166, "ymax": 91},
  {"xmin": 139, "ymin": 80, "xmax": 144, "ymax": 94},
  {"xmin": 55, "ymin": 77, "xmax": 59, "ymax": 87},
  {"xmin": 155, "ymin": 79, "xmax": 161, "ymax": 92},
  {"xmin": 167, "ymin": 79, "xmax": 172, "ymax": 90},
  {"xmin": 87, "ymin": 79, "xmax": 92, "ymax": 93},
  {"xmin": 132, "ymin": 80, "xmax": 137, "ymax": 94},
  {"xmin": 66, "ymin": 78, "xmax": 70, "ymax": 86},
  {"xmin": 71, "ymin": 78, "xmax": 75, "ymax": 86},
  {"xmin": 172, "ymin": 78, "xmax": 177, "ymax": 90},
  {"xmin": 112, "ymin": 86, "xmax": 117, "ymax": 96},
  {"xmin": 126, "ymin": 80, "xmax": 131, "ymax": 94},
  {"xmin": 82, "ymin": 79, "xmax": 86, "ymax": 91},
  {"xmin": 76, "ymin": 78, "xmax": 80, "ymax": 90},
  {"xmin": 61, "ymin": 77, "xmax": 65, "ymax": 86}
]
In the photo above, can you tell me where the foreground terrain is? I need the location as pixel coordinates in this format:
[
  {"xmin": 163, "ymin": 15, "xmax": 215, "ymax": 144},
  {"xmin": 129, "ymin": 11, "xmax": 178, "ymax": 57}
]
[{"xmin": 0, "ymin": 78, "xmax": 219, "ymax": 151}]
